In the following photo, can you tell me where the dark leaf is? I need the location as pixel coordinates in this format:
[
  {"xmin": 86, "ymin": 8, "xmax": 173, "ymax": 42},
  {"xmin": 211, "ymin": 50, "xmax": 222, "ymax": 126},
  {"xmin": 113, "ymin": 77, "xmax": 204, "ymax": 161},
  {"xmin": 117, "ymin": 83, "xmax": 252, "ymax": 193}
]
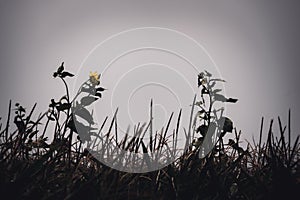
[
  {"xmin": 29, "ymin": 130, "xmax": 39, "ymax": 139},
  {"xmin": 56, "ymin": 103, "xmax": 71, "ymax": 111},
  {"xmin": 68, "ymin": 116, "xmax": 97, "ymax": 134},
  {"xmin": 14, "ymin": 116, "xmax": 25, "ymax": 133},
  {"xmin": 68, "ymin": 117, "xmax": 96, "ymax": 142},
  {"xmin": 194, "ymin": 101, "xmax": 203, "ymax": 107},
  {"xmin": 80, "ymin": 96, "xmax": 98, "ymax": 106},
  {"xmin": 228, "ymin": 139, "xmax": 236, "ymax": 146},
  {"xmin": 19, "ymin": 106, "xmax": 26, "ymax": 113},
  {"xmin": 201, "ymin": 87, "xmax": 209, "ymax": 95},
  {"xmin": 228, "ymin": 139, "xmax": 243, "ymax": 153},
  {"xmin": 196, "ymin": 125, "xmax": 208, "ymax": 137},
  {"xmin": 67, "ymin": 117, "xmax": 77, "ymax": 133},
  {"xmin": 53, "ymin": 72, "xmax": 58, "ymax": 78},
  {"xmin": 60, "ymin": 95, "xmax": 68, "ymax": 102},
  {"xmin": 192, "ymin": 137, "xmax": 203, "ymax": 147},
  {"xmin": 57, "ymin": 62, "xmax": 64, "ymax": 73},
  {"xmin": 26, "ymin": 127, "xmax": 33, "ymax": 134},
  {"xmin": 219, "ymin": 117, "xmax": 233, "ymax": 134},
  {"xmin": 197, "ymin": 74, "xmax": 203, "ymax": 87},
  {"xmin": 60, "ymin": 71, "xmax": 74, "ymax": 78},
  {"xmin": 48, "ymin": 115, "xmax": 55, "ymax": 121},
  {"xmin": 49, "ymin": 99, "xmax": 58, "ymax": 107},
  {"xmin": 95, "ymin": 92, "xmax": 102, "ymax": 98},
  {"xmin": 141, "ymin": 140, "xmax": 148, "ymax": 153},
  {"xmin": 96, "ymin": 87, "xmax": 106, "ymax": 92},
  {"xmin": 197, "ymin": 109, "xmax": 206, "ymax": 116},
  {"xmin": 226, "ymin": 98, "xmax": 238, "ymax": 103}
]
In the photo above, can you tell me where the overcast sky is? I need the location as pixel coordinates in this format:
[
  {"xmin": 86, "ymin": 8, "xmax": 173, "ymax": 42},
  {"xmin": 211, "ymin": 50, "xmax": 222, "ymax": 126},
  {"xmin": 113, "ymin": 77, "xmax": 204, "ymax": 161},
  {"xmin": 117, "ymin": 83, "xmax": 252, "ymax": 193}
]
[{"xmin": 0, "ymin": 0, "xmax": 299, "ymax": 143}]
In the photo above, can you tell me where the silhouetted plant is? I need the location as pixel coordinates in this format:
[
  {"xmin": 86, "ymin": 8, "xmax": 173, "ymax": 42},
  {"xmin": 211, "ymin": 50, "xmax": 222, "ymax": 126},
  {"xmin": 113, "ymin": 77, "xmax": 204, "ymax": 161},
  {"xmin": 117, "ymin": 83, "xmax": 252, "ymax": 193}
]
[{"xmin": 0, "ymin": 62, "xmax": 299, "ymax": 199}]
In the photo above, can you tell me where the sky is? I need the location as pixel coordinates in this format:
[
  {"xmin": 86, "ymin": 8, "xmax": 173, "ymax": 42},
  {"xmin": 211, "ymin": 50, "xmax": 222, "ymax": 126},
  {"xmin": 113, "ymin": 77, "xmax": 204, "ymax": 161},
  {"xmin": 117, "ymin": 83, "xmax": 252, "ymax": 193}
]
[{"xmin": 0, "ymin": 0, "xmax": 299, "ymax": 145}]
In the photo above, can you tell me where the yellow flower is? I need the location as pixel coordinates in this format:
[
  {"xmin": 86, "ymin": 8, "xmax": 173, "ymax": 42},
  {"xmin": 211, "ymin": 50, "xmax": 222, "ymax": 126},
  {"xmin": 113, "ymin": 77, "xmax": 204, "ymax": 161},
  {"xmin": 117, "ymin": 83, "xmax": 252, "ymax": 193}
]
[
  {"xmin": 89, "ymin": 71, "xmax": 100, "ymax": 85},
  {"xmin": 201, "ymin": 78, "xmax": 207, "ymax": 85}
]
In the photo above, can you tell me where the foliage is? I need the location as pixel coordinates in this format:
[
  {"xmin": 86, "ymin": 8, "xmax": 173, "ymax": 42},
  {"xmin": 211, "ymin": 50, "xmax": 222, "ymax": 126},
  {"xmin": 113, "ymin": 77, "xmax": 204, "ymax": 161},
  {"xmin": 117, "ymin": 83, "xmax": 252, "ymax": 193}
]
[{"xmin": 0, "ymin": 63, "xmax": 299, "ymax": 199}]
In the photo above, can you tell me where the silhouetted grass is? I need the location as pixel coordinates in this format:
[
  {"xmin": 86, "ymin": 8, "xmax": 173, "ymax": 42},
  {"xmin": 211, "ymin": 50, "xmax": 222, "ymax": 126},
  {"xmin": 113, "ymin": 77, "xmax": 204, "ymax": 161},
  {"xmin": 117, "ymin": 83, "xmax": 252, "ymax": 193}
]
[{"xmin": 0, "ymin": 64, "xmax": 299, "ymax": 199}]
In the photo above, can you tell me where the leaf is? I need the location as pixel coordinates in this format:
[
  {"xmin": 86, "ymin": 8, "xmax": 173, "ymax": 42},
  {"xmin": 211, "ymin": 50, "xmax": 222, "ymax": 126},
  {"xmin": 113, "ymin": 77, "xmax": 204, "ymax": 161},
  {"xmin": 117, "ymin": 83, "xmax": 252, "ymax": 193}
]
[
  {"xmin": 60, "ymin": 95, "xmax": 68, "ymax": 102},
  {"xmin": 29, "ymin": 130, "xmax": 39, "ymax": 139},
  {"xmin": 78, "ymin": 134, "xmax": 91, "ymax": 142},
  {"xmin": 195, "ymin": 101, "xmax": 203, "ymax": 107},
  {"xmin": 49, "ymin": 99, "xmax": 58, "ymax": 107},
  {"xmin": 197, "ymin": 76, "xmax": 202, "ymax": 87},
  {"xmin": 68, "ymin": 116, "xmax": 96, "ymax": 142},
  {"xmin": 198, "ymin": 72, "xmax": 204, "ymax": 79},
  {"xmin": 214, "ymin": 94, "xmax": 227, "ymax": 102},
  {"xmin": 205, "ymin": 70, "xmax": 212, "ymax": 77},
  {"xmin": 57, "ymin": 62, "xmax": 64, "ymax": 73},
  {"xmin": 197, "ymin": 72, "xmax": 205, "ymax": 87},
  {"xmin": 210, "ymin": 81, "xmax": 216, "ymax": 88},
  {"xmin": 192, "ymin": 137, "xmax": 203, "ymax": 147},
  {"xmin": 19, "ymin": 106, "xmax": 26, "ymax": 113},
  {"xmin": 141, "ymin": 140, "xmax": 148, "ymax": 153},
  {"xmin": 96, "ymin": 87, "xmax": 106, "ymax": 92},
  {"xmin": 14, "ymin": 116, "xmax": 26, "ymax": 133},
  {"xmin": 60, "ymin": 71, "xmax": 74, "ymax": 78},
  {"xmin": 56, "ymin": 103, "xmax": 71, "ymax": 111},
  {"xmin": 196, "ymin": 109, "xmax": 206, "ymax": 116},
  {"xmin": 95, "ymin": 92, "xmax": 102, "ymax": 98},
  {"xmin": 74, "ymin": 107, "xmax": 94, "ymax": 124},
  {"xmin": 219, "ymin": 117, "xmax": 233, "ymax": 134},
  {"xmin": 80, "ymin": 96, "xmax": 98, "ymax": 106},
  {"xmin": 196, "ymin": 125, "xmax": 208, "ymax": 137},
  {"xmin": 201, "ymin": 87, "xmax": 209, "ymax": 95},
  {"xmin": 212, "ymin": 89, "xmax": 222, "ymax": 94},
  {"xmin": 67, "ymin": 117, "xmax": 77, "ymax": 133},
  {"xmin": 48, "ymin": 115, "xmax": 55, "ymax": 121},
  {"xmin": 80, "ymin": 87, "xmax": 94, "ymax": 94},
  {"xmin": 207, "ymin": 122, "xmax": 217, "ymax": 138},
  {"xmin": 227, "ymin": 98, "xmax": 238, "ymax": 103},
  {"xmin": 228, "ymin": 139, "xmax": 236, "ymax": 146},
  {"xmin": 210, "ymin": 78, "xmax": 226, "ymax": 82}
]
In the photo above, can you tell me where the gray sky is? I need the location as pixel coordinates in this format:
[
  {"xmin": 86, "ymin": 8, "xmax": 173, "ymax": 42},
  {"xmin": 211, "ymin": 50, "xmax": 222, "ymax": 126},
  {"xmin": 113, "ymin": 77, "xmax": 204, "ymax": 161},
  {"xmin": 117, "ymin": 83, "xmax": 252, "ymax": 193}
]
[{"xmin": 0, "ymin": 0, "xmax": 299, "ymax": 144}]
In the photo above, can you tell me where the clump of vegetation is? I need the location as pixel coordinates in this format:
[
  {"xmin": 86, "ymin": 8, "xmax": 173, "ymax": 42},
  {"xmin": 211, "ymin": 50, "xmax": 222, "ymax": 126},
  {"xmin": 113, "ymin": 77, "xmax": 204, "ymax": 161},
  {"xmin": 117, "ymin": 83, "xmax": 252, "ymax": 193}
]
[{"xmin": 0, "ymin": 62, "xmax": 299, "ymax": 199}]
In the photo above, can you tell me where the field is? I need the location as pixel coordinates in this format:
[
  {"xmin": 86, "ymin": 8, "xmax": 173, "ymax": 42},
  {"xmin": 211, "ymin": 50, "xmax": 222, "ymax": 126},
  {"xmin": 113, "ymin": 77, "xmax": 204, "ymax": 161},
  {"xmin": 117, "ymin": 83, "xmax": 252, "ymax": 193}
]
[{"xmin": 0, "ymin": 64, "xmax": 299, "ymax": 199}]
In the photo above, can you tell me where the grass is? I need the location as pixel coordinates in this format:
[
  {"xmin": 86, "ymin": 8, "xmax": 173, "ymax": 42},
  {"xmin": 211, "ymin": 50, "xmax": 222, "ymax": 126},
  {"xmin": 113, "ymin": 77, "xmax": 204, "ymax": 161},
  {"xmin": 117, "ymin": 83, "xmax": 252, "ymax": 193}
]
[{"xmin": 0, "ymin": 65, "xmax": 299, "ymax": 199}]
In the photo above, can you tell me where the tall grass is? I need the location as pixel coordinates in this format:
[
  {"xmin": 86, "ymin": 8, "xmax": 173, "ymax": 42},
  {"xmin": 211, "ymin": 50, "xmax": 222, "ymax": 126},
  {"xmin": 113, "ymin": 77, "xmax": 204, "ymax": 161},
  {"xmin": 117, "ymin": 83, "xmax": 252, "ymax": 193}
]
[{"xmin": 0, "ymin": 65, "xmax": 299, "ymax": 199}]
